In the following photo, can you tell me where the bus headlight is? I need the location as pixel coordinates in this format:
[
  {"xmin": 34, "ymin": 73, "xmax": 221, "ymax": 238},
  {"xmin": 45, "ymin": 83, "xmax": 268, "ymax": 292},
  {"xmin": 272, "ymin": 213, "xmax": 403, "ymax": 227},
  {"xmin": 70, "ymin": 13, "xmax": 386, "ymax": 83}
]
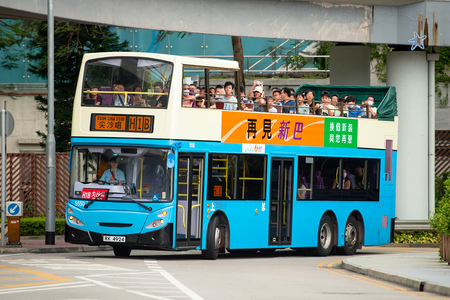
[
  {"xmin": 146, "ymin": 219, "xmax": 165, "ymax": 229},
  {"xmin": 68, "ymin": 215, "xmax": 84, "ymax": 226}
]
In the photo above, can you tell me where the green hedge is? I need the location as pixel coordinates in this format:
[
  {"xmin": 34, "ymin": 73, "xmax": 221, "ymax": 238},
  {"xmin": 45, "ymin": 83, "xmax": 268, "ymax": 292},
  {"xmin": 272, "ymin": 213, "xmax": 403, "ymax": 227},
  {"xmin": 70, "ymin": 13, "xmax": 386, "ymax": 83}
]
[
  {"xmin": 10, "ymin": 217, "xmax": 66, "ymax": 236},
  {"xmin": 394, "ymin": 231, "xmax": 439, "ymax": 244}
]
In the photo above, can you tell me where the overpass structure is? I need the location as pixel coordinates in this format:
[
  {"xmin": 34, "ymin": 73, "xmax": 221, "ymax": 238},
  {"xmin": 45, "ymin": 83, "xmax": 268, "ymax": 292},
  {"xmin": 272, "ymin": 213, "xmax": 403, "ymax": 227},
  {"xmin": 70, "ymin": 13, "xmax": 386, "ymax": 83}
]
[
  {"xmin": 0, "ymin": 0, "xmax": 449, "ymax": 47},
  {"xmin": 1, "ymin": 0, "xmax": 449, "ymax": 229}
]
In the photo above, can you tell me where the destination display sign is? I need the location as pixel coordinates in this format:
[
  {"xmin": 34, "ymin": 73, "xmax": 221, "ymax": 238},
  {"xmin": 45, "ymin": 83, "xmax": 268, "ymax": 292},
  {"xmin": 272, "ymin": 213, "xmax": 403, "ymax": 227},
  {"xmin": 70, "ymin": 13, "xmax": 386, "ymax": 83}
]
[
  {"xmin": 80, "ymin": 188, "xmax": 108, "ymax": 200},
  {"xmin": 221, "ymin": 111, "xmax": 358, "ymax": 148},
  {"xmin": 90, "ymin": 114, "xmax": 154, "ymax": 133}
]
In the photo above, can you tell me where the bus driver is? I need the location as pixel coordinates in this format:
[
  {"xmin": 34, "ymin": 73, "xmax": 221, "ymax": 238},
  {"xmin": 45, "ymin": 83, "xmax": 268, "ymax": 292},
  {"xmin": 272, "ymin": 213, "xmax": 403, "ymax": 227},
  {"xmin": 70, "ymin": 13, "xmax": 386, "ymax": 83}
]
[{"xmin": 99, "ymin": 157, "xmax": 126, "ymax": 185}]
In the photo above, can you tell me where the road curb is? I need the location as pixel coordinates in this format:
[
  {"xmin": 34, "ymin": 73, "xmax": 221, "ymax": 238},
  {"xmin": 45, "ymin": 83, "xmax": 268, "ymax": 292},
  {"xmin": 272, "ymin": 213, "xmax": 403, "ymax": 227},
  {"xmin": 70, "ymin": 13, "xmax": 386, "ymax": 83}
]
[
  {"xmin": 341, "ymin": 260, "xmax": 450, "ymax": 297},
  {"xmin": 0, "ymin": 245, "xmax": 112, "ymax": 254}
]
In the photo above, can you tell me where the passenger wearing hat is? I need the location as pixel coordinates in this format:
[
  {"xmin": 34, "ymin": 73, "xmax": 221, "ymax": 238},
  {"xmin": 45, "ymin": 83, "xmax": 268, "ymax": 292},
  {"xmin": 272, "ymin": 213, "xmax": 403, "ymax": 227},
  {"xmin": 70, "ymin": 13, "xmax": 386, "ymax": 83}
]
[
  {"xmin": 247, "ymin": 80, "xmax": 266, "ymax": 112},
  {"xmin": 99, "ymin": 157, "xmax": 126, "ymax": 185}
]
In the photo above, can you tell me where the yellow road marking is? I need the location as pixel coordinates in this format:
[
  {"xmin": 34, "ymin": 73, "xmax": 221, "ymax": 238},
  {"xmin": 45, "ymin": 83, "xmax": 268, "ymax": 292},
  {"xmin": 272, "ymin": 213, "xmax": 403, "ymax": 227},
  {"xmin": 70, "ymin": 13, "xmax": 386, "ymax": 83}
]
[
  {"xmin": 0, "ymin": 266, "xmax": 73, "ymax": 289},
  {"xmin": 318, "ymin": 260, "xmax": 445, "ymax": 300}
]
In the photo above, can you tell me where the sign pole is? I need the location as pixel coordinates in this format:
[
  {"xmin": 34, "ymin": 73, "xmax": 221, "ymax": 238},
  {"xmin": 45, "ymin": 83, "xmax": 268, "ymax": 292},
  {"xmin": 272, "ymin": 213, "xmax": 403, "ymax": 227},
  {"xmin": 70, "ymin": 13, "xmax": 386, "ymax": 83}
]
[
  {"xmin": 1, "ymin": 110, "xmax": 6, "ymax": 247},
  {"xmin": 45, "ymin": 0, "xmax": 56, "ymax": 245}
]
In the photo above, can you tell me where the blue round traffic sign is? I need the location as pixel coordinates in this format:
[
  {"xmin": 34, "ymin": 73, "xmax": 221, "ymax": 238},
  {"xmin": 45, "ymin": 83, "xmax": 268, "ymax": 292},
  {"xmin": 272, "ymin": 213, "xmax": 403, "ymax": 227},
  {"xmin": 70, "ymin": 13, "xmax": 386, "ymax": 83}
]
[{"xmin": 8, "ymin": 203, "xmax": 20, "ymax": 216}]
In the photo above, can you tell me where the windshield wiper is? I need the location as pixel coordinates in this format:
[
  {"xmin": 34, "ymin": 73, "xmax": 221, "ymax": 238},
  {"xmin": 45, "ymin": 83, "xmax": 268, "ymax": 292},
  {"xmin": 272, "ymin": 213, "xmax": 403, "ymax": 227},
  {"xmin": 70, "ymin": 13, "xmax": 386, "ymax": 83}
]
[{"xmin": 124, "ymin": 196, "xmax": 152, "ymax": 212}]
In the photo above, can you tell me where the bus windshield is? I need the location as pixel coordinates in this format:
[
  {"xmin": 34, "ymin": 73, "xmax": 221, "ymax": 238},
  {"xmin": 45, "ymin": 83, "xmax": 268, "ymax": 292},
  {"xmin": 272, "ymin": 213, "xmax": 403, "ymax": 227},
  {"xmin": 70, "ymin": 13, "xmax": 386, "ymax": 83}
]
[
  {"xmin": 82, "ymin": 57, "xmax": 173, "ymax": 107},
  {"xmin": 69, "ymin": 146, "xmax": 173, "ymax": 202}
]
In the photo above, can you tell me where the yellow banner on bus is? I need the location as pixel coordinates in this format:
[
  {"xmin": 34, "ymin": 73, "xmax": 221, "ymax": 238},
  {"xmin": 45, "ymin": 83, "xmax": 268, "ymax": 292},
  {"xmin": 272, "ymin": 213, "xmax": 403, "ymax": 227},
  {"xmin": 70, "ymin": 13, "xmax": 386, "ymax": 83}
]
[{"xmin": 221, "ymin": 111, "xmax": 325, "ymax": 147}]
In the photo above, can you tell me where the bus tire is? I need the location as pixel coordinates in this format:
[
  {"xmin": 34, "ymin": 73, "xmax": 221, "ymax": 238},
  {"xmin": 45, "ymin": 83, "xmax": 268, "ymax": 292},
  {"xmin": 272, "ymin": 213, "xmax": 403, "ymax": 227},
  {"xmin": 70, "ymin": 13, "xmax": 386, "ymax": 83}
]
[
  {"xmin": 113, "ymin": 245, "xmax": 131, "ymax": 257},
  {"xmin": 315, "ymin": 215, "xmax": 334, "ymax": 256},
  {"xmin": 202, "ymin": 216, "xmax": 222, "ymax": 260},
  {"xmin": 339, "ymin": 216, "xmax": 360, "ymax": 255}
]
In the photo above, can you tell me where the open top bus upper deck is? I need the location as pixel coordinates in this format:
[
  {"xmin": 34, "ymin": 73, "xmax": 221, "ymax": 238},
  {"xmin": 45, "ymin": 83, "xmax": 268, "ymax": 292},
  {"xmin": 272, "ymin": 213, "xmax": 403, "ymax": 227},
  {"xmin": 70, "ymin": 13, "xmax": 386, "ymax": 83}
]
[{"xmin": 72, "ymin": 52, "xmax": 398, "ymax": 151}]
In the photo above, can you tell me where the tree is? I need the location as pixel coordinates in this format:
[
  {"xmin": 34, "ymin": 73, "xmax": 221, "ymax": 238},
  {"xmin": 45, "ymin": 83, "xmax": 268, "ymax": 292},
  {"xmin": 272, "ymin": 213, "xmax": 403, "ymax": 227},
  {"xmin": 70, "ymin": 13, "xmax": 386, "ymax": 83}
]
[
  {"xmin": 231, "ymin": 36, "xmax": 245, "ymax": 90},
  {"xmin": 0, "ymin": 20, "xmax": 129, "ymax": 151},
  {"xmin": 154, "ymin": 31, "xmax": 246, "ymax": 90}
]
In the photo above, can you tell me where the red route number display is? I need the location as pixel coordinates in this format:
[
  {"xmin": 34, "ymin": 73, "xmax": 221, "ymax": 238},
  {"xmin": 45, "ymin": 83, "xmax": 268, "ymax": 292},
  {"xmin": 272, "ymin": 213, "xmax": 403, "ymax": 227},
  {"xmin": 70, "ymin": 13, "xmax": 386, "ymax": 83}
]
[{"xmin": 80, "ymin": 188, "xmax": 108, "ymax": 200}]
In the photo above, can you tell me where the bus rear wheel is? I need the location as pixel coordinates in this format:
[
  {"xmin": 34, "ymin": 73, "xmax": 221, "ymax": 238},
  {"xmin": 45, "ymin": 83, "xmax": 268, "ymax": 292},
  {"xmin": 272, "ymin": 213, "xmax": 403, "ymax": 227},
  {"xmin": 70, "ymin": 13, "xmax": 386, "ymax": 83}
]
[
  {"xmin": 113, "ymin": 245, "xmax": 131, "ymax": 257},
  {"xmin": 338, "ymin": 216, "xmax": 360, "ymax": 255},
  {"xmin": 315, "ymin": 215, "xmax": 334, "ymax": 256},
  {"xmin": 202, "ymin": 216, "xmax": 222, "ymax": 260}
]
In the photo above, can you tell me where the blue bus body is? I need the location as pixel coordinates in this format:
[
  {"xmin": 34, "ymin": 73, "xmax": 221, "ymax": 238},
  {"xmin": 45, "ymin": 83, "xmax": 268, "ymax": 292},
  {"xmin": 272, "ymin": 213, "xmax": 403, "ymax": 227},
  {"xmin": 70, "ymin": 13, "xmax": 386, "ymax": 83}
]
[{"xmin": 66, "ymin": 136, "xmax": 397, "ymax": 252}]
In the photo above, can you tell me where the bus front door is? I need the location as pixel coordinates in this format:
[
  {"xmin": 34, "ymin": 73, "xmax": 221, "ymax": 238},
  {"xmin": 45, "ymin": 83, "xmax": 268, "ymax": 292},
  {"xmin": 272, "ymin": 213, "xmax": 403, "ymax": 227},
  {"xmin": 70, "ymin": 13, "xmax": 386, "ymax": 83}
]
[
  {"xmin": 176, "ymin": 154, "xmax": 204, "ymax": 248},
  {"xmin": 269, "ymin": 158, "xmax": 293, "ymax": 245}
]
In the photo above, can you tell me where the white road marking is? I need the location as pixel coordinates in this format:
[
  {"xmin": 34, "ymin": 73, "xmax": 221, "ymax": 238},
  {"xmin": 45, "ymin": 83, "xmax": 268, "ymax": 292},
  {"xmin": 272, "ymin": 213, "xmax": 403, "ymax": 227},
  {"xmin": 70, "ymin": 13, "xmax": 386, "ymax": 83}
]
[
  {"xmin": 0, "ymin": 258, "xmax": 131, "ymax": 271},
  {"xmin": 75, "ymin": 262, "xmax": 204, "ymax": 300},
  {"xmin": 0, "ymin": 282, "xmax": 95, "ymax": 295}
]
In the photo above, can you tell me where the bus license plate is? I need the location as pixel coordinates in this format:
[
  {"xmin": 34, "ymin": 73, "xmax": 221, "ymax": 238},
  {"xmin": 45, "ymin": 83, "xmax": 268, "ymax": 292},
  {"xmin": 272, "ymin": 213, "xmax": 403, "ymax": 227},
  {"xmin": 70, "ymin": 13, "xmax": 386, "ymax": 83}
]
[{"xmin": 103, "ymin": 235, "xmax": 126, "ymax": 243}]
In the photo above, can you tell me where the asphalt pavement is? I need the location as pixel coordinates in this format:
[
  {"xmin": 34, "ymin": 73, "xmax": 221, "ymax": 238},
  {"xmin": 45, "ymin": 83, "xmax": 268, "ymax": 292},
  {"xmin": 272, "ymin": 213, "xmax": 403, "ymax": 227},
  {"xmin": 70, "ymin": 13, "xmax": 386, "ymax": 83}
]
[{"xmin": 0, "ymin": 236, "xmax": 449, "ymax": 297}]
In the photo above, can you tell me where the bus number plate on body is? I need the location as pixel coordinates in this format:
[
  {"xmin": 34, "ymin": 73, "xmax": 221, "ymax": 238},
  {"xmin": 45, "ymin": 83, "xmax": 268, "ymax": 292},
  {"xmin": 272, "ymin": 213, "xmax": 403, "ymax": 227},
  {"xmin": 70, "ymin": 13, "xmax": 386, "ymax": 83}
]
[{"xmin": 103, "ymin": 235, "xmax": 126, "ymax": 242}]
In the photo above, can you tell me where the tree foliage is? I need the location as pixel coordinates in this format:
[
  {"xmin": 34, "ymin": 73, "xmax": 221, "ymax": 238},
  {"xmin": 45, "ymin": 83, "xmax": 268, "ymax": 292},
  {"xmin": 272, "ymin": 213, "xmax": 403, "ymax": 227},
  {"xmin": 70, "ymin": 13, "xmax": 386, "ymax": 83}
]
[
  {"xmin": 0, "ymin": 20, "xmax": 129, "ymax": 151},
  {"xmin": 431, "ymin": 177, "xmax": 450, "ymax": 236}
]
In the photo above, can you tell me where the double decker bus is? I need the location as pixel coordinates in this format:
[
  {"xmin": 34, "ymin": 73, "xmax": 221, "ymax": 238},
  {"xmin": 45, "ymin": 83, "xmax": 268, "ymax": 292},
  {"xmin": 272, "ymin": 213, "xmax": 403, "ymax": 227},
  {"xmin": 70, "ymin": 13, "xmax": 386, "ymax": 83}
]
[{"xmin": 65, "ymin": 52, "xmax": 398, "ymax": 259}]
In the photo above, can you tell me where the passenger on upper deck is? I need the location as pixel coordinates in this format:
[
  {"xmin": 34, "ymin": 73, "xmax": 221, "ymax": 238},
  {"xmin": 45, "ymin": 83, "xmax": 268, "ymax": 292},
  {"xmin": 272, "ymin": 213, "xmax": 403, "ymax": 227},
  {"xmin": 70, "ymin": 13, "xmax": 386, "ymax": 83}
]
[
  {"xmin": 215, "ymin": 85, "xmax": 225, "ymax": 99},
  {"xmin": 305, "ymin": 90, "xmax": 320, "ymax": 115},
  {"xmin": 132, "ymin": 85, "xmax": 147, "ymax": 107},
  {"xmin": 272, "ymin": 88, "xmax": 281, "ymax": 104},
  {"xmin": 267, "ymin": 97, "xmax": 278, "ymax": 113},
  {"xmin": 99, "ymin": 157, "xmax": 126, "ymax": 185},
  {"xmin": 281, "ymin": 87, "xmax": 296, "ymax": 114},
  {"xmin": 296, "ymin": 92, "xmax": 309, "ymax": 115},
  {"xmin": 182, "ymin": 83, "xmax": 196, "ymax": 107},
  {"xmin": 361, "ymin": 95, "xmax": 377, "ymax": 119},
  {"xmin": 346, "ymin": 95, "xmax": 363, "ymax": 118},
  {"xmin": 112, "ymin": 83, "xmax": 132, "ymax": 106},
  {"xmin": 219, "ymin": 81, "xmax": 238, "ymax": 110},
  {"xmin": 149, "ymin": 82, "xmax": 168, "ymax": 108},
  {"xmin": 190, "ymin": 84, "xmax": 199, "ymax": 98},
  {"xmin": 320, "ymin": 91, "xmax": 335, "ymax": 116},
  {"xmin": 85, "ymin": 85, "xmax": 103, "ymax": 105},
  {"xmin": 331, "ymin": 93, "xmax": 341, "ymax": 116},
  {"xmin": 251, "ymin": 85, "xmax": 266, "ymax": 112},
  {"xmin": 239, "ymin": 86, "xmax": 248, "ymax": 103},
  {"xmin": 208, "ymin": 86, "xmax": 216, "ymax": 108},
  {"xmin": 195, "ymin": 88, "xmax": 207, "ymax": 108}
]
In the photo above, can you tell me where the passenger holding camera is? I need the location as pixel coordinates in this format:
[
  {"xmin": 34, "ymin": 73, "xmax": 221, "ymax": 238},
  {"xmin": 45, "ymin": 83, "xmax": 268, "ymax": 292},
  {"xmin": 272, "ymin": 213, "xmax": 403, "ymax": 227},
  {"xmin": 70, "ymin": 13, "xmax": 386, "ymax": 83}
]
[{"xmin": 248, "ymin": 80, "xmax": 266, "ymax": 112}]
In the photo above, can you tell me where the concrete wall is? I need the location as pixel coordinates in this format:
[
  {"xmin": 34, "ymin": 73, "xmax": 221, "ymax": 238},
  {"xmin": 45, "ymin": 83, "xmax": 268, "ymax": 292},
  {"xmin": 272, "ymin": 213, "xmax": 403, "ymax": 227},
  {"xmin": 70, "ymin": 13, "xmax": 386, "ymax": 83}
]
[
  {"xmin": 0, "ymin": 95, "xmax": 46, "ymax": 153},
  {"xmin": 387, "ymin": 51, "xmax": 429, "ymax": 221},
  {"xmin": 330, "ymin": 46, "xmax": 371, "ymax": 86}
]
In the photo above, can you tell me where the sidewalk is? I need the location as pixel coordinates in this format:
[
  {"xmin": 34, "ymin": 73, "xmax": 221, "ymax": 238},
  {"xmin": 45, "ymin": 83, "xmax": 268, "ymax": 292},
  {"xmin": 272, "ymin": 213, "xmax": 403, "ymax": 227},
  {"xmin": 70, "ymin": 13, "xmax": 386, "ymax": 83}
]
[
  {"xmin": 342, "ymin": 247, "xmax": 450, "ymax": 297},
  {"xmin": 0, "ymin": 235, "xmax": 111, "ymax": 254}
]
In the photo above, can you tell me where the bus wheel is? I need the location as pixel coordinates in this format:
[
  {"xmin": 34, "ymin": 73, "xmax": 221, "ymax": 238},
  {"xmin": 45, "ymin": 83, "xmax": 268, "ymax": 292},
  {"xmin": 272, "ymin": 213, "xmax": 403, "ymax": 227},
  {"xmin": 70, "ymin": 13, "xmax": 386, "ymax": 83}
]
[
  {"xmin": 340, "ymin": 216, "xmax": 359, "ymax": 255},
  {"xmin": 202, "ymin": 216, "xmax": 222, "ymax": 260},
  {"xmin": 113, "ymin": 245, "xmax": 131, "ymax": 257},
  {"xmin": 316, "ymin": 215, "xmax": 334, "ymax": 256}
]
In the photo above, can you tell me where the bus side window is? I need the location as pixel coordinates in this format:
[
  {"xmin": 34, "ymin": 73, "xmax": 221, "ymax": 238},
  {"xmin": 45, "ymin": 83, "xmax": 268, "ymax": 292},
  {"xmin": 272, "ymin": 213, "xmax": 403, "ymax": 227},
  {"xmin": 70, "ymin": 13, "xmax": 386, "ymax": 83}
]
[{"xmin": 297, "ymin": 157, "xmax": 313, "ymax": 200}]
